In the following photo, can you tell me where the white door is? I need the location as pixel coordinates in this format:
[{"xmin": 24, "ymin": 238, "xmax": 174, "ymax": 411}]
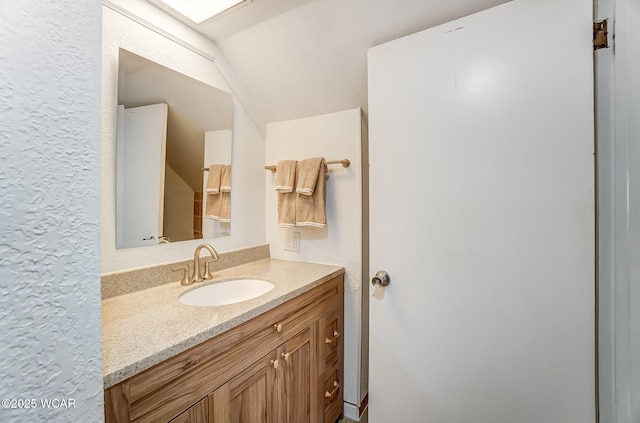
[
  {"xmin": 116, "ymin": 103, "xmax": 168, "ymax": 248},
  {"xmin": 367, "ymin": 0, "xmax": 595, "ymax": 422}
]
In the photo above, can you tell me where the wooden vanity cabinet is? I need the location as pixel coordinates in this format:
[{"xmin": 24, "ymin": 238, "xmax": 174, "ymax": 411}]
[
  {"xmin": 211, "ymin": 328, "xmax": 313, "ymax": 423},
  {"xmin": 169, "ymin": 398, "xmax": 209, "ymax": 423},
  {"xmin": 210, "ymin": 351, "xmax": 274, "ymax": 423},
  {"xmin": 104, "ymin": 274, "xmax": 344, "ymax": 423}
]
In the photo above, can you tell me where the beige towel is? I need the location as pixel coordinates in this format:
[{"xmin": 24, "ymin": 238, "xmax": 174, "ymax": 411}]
[
  {"xmin": 275, "ymin": 160, "xmax": 297, "ymax": 192},
  {"xmin": 296, "ymin": 157, "xmax": 324, "ymax": 195},
  {"xmin": 296, "ymin": 158, "xmax": 327, "ymax": 228},
  {"xmin": 206, "ymin": 164, "xmax": 231, "ymax": 221},
  {"xmin": 220, "ymin": 165, "xmax": 231, "ymax": 193},
  {"xmin": 219, "ymin": 191, "xmax": 231, "ymax": 222},
  {"xmin": 217, "ymin": 165, "xmax": 231, "ymax": 222},
  {"xmin": 206, "ymin": 190, "xmax": 231, "ymax": 222},
  {"xmin": 276, "ymin": 161, "xmax": 298, "ymax": 227},
  {"xmin": 278, "ymin": 193, "xmax": 297, "ymax": 227},
  {"xmin": 205, "ymin": 164, "xmax": 224, "ymax": 194},
  {"xmin": 205, "ymin": 190, "xmax": 222, "ymax": 220},
  {"xmin": 205, "ymin": 164, "xmax": 225, "ymax": 220}
]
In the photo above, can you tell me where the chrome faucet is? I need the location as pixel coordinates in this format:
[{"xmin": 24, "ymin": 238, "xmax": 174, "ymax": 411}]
[{"xmin": 191, "ymin": 243, "xmax": 220, "ymax": 283}]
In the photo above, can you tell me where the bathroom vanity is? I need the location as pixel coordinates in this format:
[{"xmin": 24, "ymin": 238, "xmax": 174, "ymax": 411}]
[{"xmin": 102, "ymin": 258, "xmax": 344, "ymax": 423}]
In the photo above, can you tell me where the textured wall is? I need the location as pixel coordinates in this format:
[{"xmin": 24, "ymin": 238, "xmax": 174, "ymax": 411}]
[
  {"xmin": 0, "ymin": 1, "xmax": 103, "ymax": 422},
  {"xmin": 265, "ymin": 109, "xmax": 365, "ymax": 418},
  {"xmin": 102, "ymin": 4, "xmax": 267, "ymax": 273}
]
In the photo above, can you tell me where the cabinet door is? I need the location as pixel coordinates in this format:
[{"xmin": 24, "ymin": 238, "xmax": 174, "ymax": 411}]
[
  {"xmin": 169, "ymin": 397, "xmax": 209, "ymax": 423},
  {"xmin": 211, "ymin": 353, "xmax": 277, "ymax": 423},
  {"xmin": 275, "ymin": 327, "xmax": 315, "ymax": 423}
]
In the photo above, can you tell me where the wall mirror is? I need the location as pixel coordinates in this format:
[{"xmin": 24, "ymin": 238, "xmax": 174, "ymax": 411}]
[{"xmin": 116, "ymin": 48, "xmax": 233, "ymax": 249}]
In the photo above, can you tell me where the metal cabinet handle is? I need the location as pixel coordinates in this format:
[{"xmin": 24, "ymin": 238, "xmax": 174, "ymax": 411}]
[
  {"xmin": 273, "ymin": 323, "xmax": 283, "ymax": 333},
  {"xmin": 325, "ymin": 381, "xmax": 339, "ymax": 398},
  {"xmin": 281, "ymin": 352, "xmax": 291, "ymax": 362},
  {"xmin": 270, "ymin": 359, "xmax": 279, "ymax": 369},
  {"xmin": 325, "ymin": 330, "xmax": 340, "ymax": 344}
]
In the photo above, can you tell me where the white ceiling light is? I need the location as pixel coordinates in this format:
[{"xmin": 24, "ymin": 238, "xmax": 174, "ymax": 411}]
[{"xmin": 152, "ymin": 0, "xmax": 248, "ymax": 24}]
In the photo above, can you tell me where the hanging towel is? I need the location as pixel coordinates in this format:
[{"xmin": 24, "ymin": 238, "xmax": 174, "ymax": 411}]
[
  {"xmin": 205, "ymin": 164, "xmax": 223, "ymax": 220},
  {"xmin": 275, "ymin": 160, "xmax": 297, "ymax": 192},
  {"xmin": 219, "ymin": 191, "xmax": 231, "ymax": 222},
  {"xmin": 276, "ymin": 160, "xmax": 298, "ymax": 227},
  {"xmin": 220, "ymin": 165, "xmax": 232, "ymax": 193},
  {"xmin": 216, "ymin": 165, "xmax": 231, "ymax": 222},
  {"xmin": 278, "ymin": 192, "xmax": 297, "ymax": 227},
  {"xmin": 205, "ymin": 164, "xmax": 224, "ymax": 194},
  {"xmin": 205, "ymin": 189, "xmax": 222, "ymax": 221},
  {"xmin": 296, "ymin": 157, "xmax": 324, "ymax": 195},
  {"xmin": 296, "ymin": 158, "xmax": 327, "ymax": 228}
]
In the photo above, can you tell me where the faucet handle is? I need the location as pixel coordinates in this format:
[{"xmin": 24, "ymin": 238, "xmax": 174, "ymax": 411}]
[
  {"xmin": 203, "ymin": 261, "xmax": 215, "ymax": 280},
  {"xmin": 172, "ymin": 265, "xmax": 192, "ymax": 286}
]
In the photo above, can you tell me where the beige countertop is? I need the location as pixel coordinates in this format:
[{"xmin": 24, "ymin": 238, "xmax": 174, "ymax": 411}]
[{"xmin": 102, "ymin": 258, "xmax": 344, "ymax": 388}]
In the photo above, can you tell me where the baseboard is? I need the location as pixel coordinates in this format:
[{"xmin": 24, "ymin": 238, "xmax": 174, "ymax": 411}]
[
  {"xmin": 344, "ymin": 393, "xmax": 369, "ymax": 421},
  {"xmin": 344, "ymin": 402, "xmax": 359, "ymax": 420}
]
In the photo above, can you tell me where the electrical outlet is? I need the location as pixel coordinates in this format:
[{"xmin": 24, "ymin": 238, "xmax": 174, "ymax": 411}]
[{"xmin": 283, "ymin": 231, "xmax": 300, "ymax": 252}]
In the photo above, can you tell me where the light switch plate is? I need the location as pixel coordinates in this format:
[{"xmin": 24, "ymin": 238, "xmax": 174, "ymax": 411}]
[{"xmin": 283, "ymin": 231, "xmax": 300, "ymax": 252}]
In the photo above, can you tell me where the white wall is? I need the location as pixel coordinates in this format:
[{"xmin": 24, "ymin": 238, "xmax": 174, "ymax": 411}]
[
  {"xmin": 102, "ymin": 2, "xmax": 266, "ymax": 273},
  {"xmin": 0, "ymin": 1, "xmax": 103, "ymax": 421},
  {"xmin": 265, "ymin": 108, "xmax": 365, "ymax": 414}
]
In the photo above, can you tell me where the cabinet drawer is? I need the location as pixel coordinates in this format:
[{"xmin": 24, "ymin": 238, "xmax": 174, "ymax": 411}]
[
  {"xmin": 322, "ymin": 366, "xmax": 342, "ymax": 423},
  {"xmin": 319, "ymin": 307, "xmax": 342, "ymax": 369}
]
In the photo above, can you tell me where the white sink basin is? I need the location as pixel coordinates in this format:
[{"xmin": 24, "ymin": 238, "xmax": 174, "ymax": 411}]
[{"xmin": 178, "ymin": 279, "xmax": 275, "ymax": 307}]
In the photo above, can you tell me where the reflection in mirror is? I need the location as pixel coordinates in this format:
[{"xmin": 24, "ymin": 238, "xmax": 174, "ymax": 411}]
[{"xmin": 116, "ymin": 49, "xmax": 233, "ymax": 249}]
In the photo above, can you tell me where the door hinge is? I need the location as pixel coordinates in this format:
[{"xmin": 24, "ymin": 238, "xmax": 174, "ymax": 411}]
[{"xmin": 593, "ymin": 19, "xmax": 609, "ymax": 50}]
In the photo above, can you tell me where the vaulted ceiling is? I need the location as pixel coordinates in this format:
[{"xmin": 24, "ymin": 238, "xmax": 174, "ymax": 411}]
[{"xmin": 149, "ymin": 0, "xmax": 510, "ymax": 124}]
